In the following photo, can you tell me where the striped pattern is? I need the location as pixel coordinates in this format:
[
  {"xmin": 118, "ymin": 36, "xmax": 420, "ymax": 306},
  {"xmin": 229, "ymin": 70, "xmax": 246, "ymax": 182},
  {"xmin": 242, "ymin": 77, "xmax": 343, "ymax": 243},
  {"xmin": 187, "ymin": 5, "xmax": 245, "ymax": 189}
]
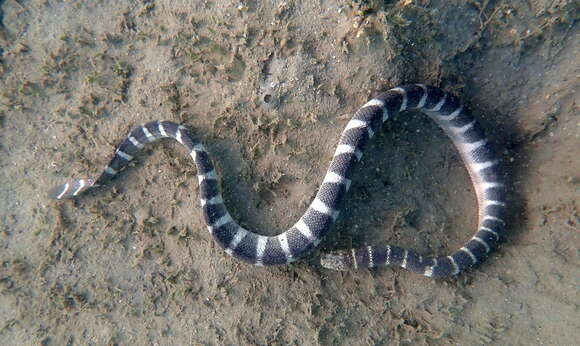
[
  {"xmin": 320, "ymin": 85, "xmax": 507, "ymax": 278},
  {"xmin": 48, "ymin": 85, "xmax": 507, "ymax": 278}
]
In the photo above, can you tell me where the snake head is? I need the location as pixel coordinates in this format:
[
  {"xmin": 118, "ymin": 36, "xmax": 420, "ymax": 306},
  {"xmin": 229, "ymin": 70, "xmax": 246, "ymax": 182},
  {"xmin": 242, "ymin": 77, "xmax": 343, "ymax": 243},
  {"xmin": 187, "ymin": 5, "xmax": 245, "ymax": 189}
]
[{"xmin": 320, "ymin": 250, "xmax": 354, "ymax": 271}]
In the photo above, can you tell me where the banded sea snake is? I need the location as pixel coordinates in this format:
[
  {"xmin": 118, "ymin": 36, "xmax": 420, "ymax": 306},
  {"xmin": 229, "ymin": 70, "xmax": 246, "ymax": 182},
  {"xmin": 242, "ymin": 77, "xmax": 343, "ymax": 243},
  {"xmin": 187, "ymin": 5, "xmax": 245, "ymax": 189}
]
[{"xmin": 49, "ymin": 84, "xmax": 507, "ymax": 278}]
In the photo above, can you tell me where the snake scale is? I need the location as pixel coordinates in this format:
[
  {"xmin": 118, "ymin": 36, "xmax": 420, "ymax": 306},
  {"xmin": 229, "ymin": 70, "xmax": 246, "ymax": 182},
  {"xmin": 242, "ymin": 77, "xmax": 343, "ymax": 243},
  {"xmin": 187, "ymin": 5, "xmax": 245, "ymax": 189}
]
[{"xmin": 49, "ymin": 84, "xmax": 507, "ymax": 278}]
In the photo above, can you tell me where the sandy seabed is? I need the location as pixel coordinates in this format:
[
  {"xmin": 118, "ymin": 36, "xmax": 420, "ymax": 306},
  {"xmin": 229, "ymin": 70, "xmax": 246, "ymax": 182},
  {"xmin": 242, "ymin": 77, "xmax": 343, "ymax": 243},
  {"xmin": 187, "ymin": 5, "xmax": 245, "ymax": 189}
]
[{"xmin": 0, "ymin": 1, "xmax": 578, "ymax": 345}]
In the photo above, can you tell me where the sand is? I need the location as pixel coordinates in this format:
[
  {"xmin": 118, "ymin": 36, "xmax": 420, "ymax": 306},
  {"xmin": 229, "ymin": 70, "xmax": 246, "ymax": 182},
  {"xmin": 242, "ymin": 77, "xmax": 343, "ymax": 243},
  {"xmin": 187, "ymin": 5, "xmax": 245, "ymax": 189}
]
[{"xmin": 0, "ymin": 0, "xmax": 578, "ymax": 344}]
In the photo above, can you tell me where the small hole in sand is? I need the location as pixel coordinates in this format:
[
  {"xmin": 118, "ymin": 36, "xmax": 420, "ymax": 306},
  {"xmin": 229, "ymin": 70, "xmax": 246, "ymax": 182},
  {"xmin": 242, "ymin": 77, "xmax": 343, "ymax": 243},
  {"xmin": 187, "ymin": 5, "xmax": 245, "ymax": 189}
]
[{"xmin": 263, "ymin": 94, "xmax": 272, "ymax": 104}]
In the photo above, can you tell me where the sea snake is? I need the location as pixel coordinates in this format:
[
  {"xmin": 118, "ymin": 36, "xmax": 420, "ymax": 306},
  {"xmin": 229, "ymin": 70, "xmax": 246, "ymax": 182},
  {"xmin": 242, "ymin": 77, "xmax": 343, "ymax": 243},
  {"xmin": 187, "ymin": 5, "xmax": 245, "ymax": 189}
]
[{"xmin": 49, "ymin": 84, "xmax": 507, "ymax": 278}]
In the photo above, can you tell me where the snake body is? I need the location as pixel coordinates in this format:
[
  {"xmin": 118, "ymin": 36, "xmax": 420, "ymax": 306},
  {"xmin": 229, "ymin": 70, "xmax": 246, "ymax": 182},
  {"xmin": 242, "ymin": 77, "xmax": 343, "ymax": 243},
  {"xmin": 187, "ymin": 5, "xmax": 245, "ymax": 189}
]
[{"xmin": 49, "ymin": 84, "xmax": 507, "ymax": 278}]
